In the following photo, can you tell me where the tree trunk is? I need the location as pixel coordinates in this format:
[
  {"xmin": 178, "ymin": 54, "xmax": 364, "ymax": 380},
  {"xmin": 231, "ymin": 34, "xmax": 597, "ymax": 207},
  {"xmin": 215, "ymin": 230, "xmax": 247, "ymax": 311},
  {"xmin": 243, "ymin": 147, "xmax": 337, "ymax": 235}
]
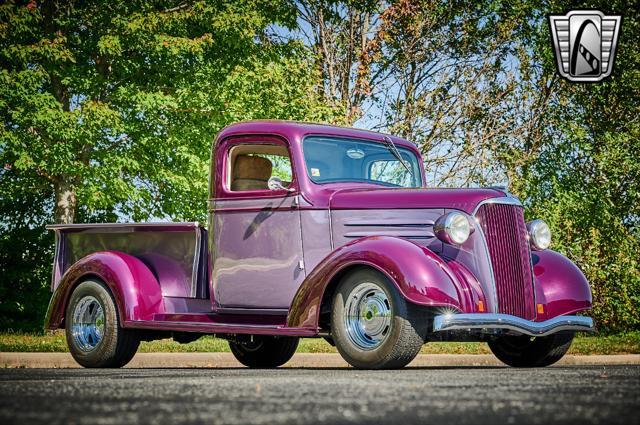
[
  {"xmin": 317, "ymin": 8, "xmax": 337, "ymax": 101},
  {"xmin": 54, "ymin": 177, "xmax": 77, "ymax": 224},
  {"xmin": 43, "ymin": 1, "xmax": 76, "ymax": 225}
]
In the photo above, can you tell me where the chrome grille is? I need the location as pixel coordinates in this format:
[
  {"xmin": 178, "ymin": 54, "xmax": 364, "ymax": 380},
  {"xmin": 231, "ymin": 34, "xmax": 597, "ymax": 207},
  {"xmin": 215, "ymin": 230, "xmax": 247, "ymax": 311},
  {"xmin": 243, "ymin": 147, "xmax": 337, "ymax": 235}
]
[{"xmin": 476, "ymin": 203, "xmax": 535, "ymax": 319}]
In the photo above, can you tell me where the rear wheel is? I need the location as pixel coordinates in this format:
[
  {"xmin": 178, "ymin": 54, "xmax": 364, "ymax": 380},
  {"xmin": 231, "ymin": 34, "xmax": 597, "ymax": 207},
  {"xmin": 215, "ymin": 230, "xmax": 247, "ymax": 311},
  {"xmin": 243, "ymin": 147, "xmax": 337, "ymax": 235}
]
[
  {"xmin": 229, "ymin": 336, "xmax": 299, "ymax": 368},
  {"xmin": 65, "ymin": 280, "xmax": 139, "ymax": 368},
  {"xmin": 330, "ymin": 268, "xmax": 427, "ymax": 369},
  {"xmin": 488, "ymin": 332, "xmax": 574, "ymax": 367}
]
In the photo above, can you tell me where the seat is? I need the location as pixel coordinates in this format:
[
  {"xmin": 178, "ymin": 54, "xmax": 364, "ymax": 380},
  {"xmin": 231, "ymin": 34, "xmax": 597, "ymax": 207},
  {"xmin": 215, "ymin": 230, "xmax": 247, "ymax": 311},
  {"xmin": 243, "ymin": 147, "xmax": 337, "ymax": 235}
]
[{"xmin": 231, "ymin": 155, "xmax": 273, "ymax": 191}]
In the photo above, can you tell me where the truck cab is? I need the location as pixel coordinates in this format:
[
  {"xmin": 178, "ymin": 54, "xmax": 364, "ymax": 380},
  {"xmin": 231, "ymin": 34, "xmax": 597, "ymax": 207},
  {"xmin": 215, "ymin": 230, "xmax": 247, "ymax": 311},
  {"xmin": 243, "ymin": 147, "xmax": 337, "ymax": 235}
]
[{"xmin": 45, "ymin": 120, "xmax": 594, "ymax": 369}]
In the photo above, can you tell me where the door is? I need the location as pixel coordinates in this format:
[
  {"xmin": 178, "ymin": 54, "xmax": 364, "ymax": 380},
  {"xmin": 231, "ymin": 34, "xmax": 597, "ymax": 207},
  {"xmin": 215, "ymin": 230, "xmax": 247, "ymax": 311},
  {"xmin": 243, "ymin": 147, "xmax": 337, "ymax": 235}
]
[{"xmin": 210, "ymin": 137, "xmax": 305, "ymax": 310}]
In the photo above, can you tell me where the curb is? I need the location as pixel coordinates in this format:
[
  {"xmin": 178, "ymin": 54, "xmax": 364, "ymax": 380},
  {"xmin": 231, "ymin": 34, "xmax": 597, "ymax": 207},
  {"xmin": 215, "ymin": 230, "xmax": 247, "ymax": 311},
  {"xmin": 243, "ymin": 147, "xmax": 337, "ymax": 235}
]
[{"xmin": 2, "ymin": 353, "xmax": 639, "ymax": 368}]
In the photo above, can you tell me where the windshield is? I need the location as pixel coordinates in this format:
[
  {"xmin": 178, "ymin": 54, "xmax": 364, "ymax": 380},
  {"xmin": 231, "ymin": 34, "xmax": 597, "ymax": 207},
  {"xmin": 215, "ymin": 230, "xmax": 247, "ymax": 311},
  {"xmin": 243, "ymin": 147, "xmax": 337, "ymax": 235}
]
[{"xmin": 303, "ymin": 136, "xmax": 422, "ymax": 188}]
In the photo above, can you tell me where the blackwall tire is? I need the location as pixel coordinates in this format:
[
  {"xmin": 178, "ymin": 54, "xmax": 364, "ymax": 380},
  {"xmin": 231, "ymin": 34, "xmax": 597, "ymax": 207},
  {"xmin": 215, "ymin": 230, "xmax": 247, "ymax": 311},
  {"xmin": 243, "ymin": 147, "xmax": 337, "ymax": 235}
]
[
  {"xmin": 330, "ymin": 268, "xmax": 427, "ymax": 369},
  {"xmin": 65, "ymin": 280, "xmax": 139, "ymax": 368},
  {"xmin": 229, "ymin": 336, "xmax": 299, "ymax": 368},
  {"xmin": 488, "ymin": 332, "xmax": 574, "ymax": 367}
]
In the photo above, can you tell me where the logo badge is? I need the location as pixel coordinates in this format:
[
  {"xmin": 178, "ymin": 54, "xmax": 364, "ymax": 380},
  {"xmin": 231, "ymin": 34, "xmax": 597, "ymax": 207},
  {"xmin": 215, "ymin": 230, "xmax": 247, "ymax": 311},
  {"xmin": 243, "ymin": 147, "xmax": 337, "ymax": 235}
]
[{"xmin": 549, "ymin": 10, "xmax": 621, "ymax": 82}]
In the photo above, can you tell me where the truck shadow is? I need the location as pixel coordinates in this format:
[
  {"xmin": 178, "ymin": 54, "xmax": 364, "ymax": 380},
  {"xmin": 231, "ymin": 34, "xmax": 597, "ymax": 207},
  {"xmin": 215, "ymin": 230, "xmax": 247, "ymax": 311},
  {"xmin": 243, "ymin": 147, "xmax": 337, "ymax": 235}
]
[{"xmin": 122, "ymin": 366, "xmax": 507, "ymax": 371}]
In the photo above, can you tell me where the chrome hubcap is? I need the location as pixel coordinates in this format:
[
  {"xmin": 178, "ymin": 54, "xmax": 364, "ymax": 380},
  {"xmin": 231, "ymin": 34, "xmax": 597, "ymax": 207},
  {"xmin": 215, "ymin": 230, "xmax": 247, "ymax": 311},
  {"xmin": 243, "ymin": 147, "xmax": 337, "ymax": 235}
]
[
  {"xmin": 344, "ymin": 282, "xmax": 392, "ymax": 350},
  {"xmin": 71, "ymin": 296, "xmax": 105, "ymax": 352}
]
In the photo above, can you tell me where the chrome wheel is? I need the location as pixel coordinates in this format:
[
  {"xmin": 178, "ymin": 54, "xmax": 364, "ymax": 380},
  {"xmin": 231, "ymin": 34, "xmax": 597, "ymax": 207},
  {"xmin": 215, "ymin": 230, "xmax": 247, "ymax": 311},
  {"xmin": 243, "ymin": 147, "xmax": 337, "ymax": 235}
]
[
  {"xmin": 343, "ymin": 282, "xmax": 392, "ymax": 350},
  {"xmin": 71, "ymin": 296, "xmax": 105, "ymax": 352}
]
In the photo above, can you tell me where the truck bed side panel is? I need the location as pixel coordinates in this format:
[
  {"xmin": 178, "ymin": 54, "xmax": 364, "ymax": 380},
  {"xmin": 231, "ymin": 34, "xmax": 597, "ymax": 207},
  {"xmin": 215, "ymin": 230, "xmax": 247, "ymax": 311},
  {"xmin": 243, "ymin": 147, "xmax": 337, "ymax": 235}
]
[{"xmin": 48, "ymin": 223, "xmax": 208, "ymax": 299}]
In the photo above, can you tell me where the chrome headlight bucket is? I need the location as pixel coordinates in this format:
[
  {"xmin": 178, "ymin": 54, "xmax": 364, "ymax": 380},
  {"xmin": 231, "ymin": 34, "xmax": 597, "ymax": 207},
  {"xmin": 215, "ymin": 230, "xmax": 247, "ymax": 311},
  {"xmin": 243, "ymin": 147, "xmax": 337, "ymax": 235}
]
[
  {"xmin": 527, "ymin": 219, "xmax": 551, "ymax": 250},
  {"xmin": 434, "ymin": 212, "xmax": 474, "ymax": 245}
]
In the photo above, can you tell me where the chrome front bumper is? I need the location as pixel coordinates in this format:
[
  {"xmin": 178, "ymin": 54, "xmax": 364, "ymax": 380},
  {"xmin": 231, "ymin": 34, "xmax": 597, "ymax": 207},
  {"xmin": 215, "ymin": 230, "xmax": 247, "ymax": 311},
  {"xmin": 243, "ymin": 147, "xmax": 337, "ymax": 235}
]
[{"xmin": 433, "ymin": 313, "xmax": 594, "ymax": 337}]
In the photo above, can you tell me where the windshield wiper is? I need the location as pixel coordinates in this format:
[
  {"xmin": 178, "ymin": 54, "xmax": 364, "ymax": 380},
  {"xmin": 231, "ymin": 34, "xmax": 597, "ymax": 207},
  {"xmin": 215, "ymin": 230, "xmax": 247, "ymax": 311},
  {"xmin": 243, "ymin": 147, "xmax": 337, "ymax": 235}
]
[{"xmin": 383, "ymin": 136, "xmax": 414, "ymax": 180}]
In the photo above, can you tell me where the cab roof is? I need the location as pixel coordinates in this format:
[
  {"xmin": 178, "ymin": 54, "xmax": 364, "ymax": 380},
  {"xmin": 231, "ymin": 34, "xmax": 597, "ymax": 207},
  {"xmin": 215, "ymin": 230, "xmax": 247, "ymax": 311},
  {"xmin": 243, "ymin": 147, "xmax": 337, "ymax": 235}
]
[{"xmin": 214, "ymin": 120, "xmax": 417, "ymax": 150}]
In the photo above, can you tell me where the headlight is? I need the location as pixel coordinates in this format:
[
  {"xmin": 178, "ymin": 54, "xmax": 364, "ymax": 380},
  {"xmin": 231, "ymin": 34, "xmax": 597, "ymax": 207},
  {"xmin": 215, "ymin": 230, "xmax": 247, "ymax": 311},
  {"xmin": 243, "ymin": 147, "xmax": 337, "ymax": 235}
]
[
  {"xmin": 527, "ymin": 219, "xmax": 551, "ymax": 250},
  {"xmin": 434, "ymin": 212, "xmax": 473, "ymax": 244}
]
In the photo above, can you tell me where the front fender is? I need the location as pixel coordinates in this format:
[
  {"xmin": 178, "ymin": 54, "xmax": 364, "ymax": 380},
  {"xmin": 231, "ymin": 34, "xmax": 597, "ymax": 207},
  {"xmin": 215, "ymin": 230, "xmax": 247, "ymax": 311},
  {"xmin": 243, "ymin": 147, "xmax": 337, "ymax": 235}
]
[
  {"xmin": 287, "ymin": 236, "xmax": 465, "ymax": 329},
  {"xmin": 533, "ymin": 250, "xmax": 592, "ymax": 321},
  {"xmin": 44, "ymin": 251, "xmax": 164, "ymax": 330}
]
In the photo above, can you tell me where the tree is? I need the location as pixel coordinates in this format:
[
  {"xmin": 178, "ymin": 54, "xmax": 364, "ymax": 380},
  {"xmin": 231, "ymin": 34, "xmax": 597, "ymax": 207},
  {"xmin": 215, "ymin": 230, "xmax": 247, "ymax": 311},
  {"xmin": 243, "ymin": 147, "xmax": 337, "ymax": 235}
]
[
  {"xmin": 0, "ymin": 0, "xmax": 339, "ymax": 225},
  {"xmin": 0, "ymin": 0, "xmax": 341, "ymax": 330},
  {"xmin": 0, "ymin": 164, "xmax": 54, "ymax": 331},
  {"xmin": 363, "ymin": 0, "xmax": 537, "ymax": 185},
  {"xmin": 297, "ymin": 1, "xmax": 546, "ymax": 186},
  {"xmin": 509, "ymin": 0, "xmax": 640, "ymax": 332},
  {"xmin": 295, "ymin": 0, "xmax": 379, "ymax": 123}
]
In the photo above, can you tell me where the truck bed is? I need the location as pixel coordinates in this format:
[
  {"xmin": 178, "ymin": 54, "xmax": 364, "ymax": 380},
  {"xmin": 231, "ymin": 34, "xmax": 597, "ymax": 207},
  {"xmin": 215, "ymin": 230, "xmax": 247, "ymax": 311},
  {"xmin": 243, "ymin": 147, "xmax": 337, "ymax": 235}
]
[{"xmin": 46, "ymin": 222, "xmax": 208, "ymax": 299}]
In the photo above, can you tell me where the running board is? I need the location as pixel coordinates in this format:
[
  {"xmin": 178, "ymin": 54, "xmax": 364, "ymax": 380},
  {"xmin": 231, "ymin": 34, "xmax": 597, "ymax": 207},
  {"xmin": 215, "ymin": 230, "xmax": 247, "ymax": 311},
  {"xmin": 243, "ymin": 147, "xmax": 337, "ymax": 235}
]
[{"xmin": 123, "ymin": 319, "xmax": 318, "ymax": 337}]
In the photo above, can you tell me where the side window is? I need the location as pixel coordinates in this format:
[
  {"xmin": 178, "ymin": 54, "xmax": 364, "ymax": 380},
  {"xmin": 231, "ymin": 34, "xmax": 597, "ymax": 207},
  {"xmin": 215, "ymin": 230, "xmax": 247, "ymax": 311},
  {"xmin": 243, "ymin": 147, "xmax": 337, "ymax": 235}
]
[{"xmin": 228, "ymin": 144, "xmax": 293, "ymax": 192}]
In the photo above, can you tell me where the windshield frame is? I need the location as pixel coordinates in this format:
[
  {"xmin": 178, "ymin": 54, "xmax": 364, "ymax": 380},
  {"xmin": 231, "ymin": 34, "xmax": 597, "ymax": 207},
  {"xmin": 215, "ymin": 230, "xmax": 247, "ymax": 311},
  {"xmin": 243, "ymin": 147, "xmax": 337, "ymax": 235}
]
[{"xmin": 301, "ymin": 135, "xmax": 424, "ymax": 188}]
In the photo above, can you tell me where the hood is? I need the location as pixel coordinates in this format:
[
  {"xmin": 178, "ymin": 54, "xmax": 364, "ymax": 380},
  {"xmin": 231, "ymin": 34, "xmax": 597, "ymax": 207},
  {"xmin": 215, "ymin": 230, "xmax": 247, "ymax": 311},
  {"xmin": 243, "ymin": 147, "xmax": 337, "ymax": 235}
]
[{"xmin": 328, "ymin": 187, "xmax": 505, "ymax": 215}]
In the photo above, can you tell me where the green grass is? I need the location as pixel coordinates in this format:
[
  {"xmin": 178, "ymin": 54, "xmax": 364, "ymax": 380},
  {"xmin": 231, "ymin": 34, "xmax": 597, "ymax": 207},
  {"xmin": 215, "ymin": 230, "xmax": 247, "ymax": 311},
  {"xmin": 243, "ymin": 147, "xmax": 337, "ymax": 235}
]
[{"xmin": 1, "ymin": 331, "xmax": 638, "ymax": 355}]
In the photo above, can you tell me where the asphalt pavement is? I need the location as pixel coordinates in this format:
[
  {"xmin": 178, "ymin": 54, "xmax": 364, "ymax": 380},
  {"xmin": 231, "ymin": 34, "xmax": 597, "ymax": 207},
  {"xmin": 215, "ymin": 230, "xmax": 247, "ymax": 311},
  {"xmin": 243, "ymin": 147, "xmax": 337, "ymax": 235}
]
[{"xmin": 0, "ymin": 365, "xmax": 638, "ymax": 425}]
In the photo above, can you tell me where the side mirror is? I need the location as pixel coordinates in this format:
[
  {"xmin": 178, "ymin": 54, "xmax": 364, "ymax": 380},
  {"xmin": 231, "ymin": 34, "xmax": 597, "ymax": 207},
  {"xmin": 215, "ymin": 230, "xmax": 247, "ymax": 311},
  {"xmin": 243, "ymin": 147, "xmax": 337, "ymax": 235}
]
[{"xmin": 268, "ymin": 176, "xmax": 294, "ymax": 192}]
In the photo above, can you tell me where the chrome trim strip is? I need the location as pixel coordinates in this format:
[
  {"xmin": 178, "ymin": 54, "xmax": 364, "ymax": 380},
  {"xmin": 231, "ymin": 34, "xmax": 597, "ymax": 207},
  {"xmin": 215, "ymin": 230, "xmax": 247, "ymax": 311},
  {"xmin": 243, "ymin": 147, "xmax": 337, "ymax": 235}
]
[
  {"xmin": 344, "ymin": 220, "xmax": 435, "ymax": 227},
  {"xmin": 344, "ymin": 230, "xmax": 435, "ymax": 239},
  {"xmin": 208, "ymin": 199, "xmax": 217, "ymax": 307},
  {"xmin": 471, "ymin": 217, "xmax": 499, "ymax": 313},
  {"xmin": 50, "ymin": 230, "xmax": 61, "ymax": 290},
  {"xmin": 328, "ymin": 192, "xmax": 335, "ymax": 250},
  {"xmin": 433, "ymin": 313, "xmax": 594, "ymax": 337},
  {"xmin": 191, "ymin": 227, "xmax": 202, "ymax": 298},
  {"xmin": 216, "ymin": 307, "xmax": 289, "ymax": 316},
  {"xmin": 472, "ymin": 196, "xmax": 522, "ymax": 215},
  {"xmin": 45, "ymin": 222, "xmax": 200, "ymax": 230}
]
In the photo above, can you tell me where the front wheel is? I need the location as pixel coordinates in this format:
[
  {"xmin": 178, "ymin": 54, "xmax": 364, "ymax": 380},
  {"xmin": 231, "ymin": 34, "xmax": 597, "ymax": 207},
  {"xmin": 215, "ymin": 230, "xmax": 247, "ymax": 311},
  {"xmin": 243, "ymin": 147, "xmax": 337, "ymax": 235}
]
[
  {"xmin": 330, "ymin": 268, "xmax": 427, "ymax": 369},
  {"xmin": 65, "ymin": 280, "xmax": 140, "ymax": 368},
  {"xmin": 488, "ymin": 332, "xmax": 574, "ymax": 367},
  {"xmin": 229, "ymin": 336, "xmax": 299, "ymax": 368}
]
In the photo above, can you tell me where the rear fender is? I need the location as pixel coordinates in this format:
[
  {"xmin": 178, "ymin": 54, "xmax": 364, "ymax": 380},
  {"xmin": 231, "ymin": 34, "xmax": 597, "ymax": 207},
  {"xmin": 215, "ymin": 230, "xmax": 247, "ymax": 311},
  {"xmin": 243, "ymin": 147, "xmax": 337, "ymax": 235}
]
[
  {"xmin": 44, "ymin": 251, "xmax": 164, "ymax": 329},
  {"xmin": 533, "ymin": 250, "xmax": 592, "ymax": 321},
  {"xmin": 287, "ymin": 236, "xmax": 466, "ymax": 329}
]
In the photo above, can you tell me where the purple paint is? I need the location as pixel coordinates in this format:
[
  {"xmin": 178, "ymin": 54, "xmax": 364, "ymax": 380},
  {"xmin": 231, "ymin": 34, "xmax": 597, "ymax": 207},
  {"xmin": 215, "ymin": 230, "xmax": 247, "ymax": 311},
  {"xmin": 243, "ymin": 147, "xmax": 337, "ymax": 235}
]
[
  {"xmin": 329, "ymin": 187, "xmax": 504, "ymax": 214},
  {"xmin": 287, "ymin": 236, "xmax": 469, "ymax": 329},
  {"xmin": 532, "ymin": 250, "xmax": 592, "ymax": 320},
  {"xmin": 212, "ymin": 196, "xmax": 305, "ymax": 309},
  {"xmin": 45, "ymin": 120, "xmax": 593, "ymax": 339},
  {"xmin": 45, "ymin": 251, "xmax": 164, "ymax": 329}
]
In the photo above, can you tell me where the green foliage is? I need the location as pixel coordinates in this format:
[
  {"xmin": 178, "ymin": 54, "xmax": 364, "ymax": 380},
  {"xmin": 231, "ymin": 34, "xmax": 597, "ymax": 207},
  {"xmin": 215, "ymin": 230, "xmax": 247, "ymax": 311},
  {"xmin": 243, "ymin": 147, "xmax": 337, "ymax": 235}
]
[
  {"xmin": 0, "ymin": 0, "xmax": 637, "ymax": 335},
  {"xmin": 0, "ymin": 0, "xmax": 342, "ymax": 331},
  {"xmin": 1, "ymin": 0, "xmax": 338, "ymax": 223},
  {"xmin": 510, "ymin": 0, "xmax": 640, "ymax": 333},
  {"xmin": 260, "ymin": 154, "xmax": 292, "ymax": 182},
  {"xmin": 0, "ymin": 169, "xmax": 53, "ymax": 331}
]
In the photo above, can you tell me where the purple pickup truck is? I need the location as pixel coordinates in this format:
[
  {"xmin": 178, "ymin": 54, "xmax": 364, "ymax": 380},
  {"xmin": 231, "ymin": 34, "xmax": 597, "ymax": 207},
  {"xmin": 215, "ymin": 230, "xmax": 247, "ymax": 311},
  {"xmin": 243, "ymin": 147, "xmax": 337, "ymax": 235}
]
[{"xmin": 45, "ymin": 120, "xmax": 594, "ymax": 369}]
